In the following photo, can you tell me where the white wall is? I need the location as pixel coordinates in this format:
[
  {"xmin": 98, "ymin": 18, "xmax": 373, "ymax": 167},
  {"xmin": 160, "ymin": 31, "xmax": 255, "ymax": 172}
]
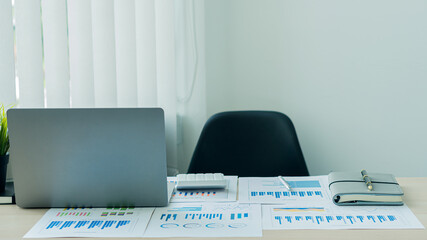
[{"xmin": 205, "ymin": 0, "xmax": 427, "ymax": 177}]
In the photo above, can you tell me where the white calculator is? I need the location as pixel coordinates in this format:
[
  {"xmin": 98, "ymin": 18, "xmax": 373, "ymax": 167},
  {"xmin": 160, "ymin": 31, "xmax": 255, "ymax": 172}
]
[{"xmin": 176, "ymin": 173, "xmax": 227, "ymax": 190}]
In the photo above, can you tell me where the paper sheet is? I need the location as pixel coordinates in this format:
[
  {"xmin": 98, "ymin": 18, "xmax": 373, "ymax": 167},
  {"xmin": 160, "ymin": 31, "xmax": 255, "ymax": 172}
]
[
  {"xmin": 24, "ymin": 175, "xmax": 424, "ymax": 237},
  {"xmin": 167, "ymin": 176, "xmax": 238, "ymax": 202},
  {"xmin": 262, "ymin": 203, "xmax": 425, "ymax": 229},
  {"xmin": 144, "ymin": 203, "xmax": 262, "ymax": 237},
  {"xmin": 24, "ymin": 207, "xmax": 154, "ymax": 238},
  {"xmin": 238, "ymin": 176, "xmax": 331, "ymax": 204}
]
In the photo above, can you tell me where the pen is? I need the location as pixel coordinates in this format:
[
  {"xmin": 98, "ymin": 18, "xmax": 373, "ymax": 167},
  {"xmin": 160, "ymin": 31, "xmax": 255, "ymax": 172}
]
[
  {"xmin": 278, "ymin": 176, "xmax": 292, "ymax": 191},
  {"xmin": 361, "ymin": 169, "xmax": 373, "ymax": 191}
]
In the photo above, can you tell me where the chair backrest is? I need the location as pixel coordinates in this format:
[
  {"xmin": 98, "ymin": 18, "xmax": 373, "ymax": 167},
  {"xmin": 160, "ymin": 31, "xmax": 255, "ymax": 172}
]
[{"xmin": 188, "ymin": 111, "xmax": 309, "ymax": 177}]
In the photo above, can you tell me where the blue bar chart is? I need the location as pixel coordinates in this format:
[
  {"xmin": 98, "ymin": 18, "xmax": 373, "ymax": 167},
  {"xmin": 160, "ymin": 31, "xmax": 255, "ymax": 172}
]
[
  {"xmin": 44, "ymin": 219, "xmax": 132, "ymax": 230},
  {"xmin": 250, "ymin": 190, "xmax": 324, "ymax": 199},
  {"xmin": 24, "ymin": 208, "xmax": 155, "ymax": 238},
  {"xmin": 262, "ymin": 204, "xmax": 424, "ymax": 230},
  {"xmin": 241, "ymin": 178, "xmax": 328, "ymax": 203},
  {"xmin": 185, "ymin": 213, "xmax": 223, "ymax": 220},
  {"xmin": 272, "ymin": 214, "xmax": 399, "ymax": 226},
  {"xmin": 144, "ymin": 203, "xmax": 262, "ymax": 237},
  {"xmin": 238, "ymin": 176, "xmax": 331, "ymax": 204},
  {"xmin": 158, "ymin": 212, "xmax": 250, "ymax": 222}
]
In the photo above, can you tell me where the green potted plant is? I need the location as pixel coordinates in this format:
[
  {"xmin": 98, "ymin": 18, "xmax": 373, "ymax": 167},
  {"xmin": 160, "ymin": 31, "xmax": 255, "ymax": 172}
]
[{"xmin": 0, "ymin": 104, "xmax": 10, "ymax": 191}]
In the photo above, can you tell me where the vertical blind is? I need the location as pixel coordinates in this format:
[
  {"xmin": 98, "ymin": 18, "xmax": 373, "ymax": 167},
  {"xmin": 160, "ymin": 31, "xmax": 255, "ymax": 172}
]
[
  {"xmin": 42, "ymin": 0, "xmax": 70, "ymax": 107},
  {"xmin": 0, "ymin": 0, "xmax": 16, "ymax": 106},
  {"xmin": 0, "ymin": 0, "xmax": 179, "ymax": 175}
]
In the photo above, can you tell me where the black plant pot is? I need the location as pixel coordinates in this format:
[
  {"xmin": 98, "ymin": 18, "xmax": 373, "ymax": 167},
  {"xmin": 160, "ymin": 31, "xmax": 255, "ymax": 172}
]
[{"xmin": 0, "ymin": 154, "xmax": 9, "ymax": 191}]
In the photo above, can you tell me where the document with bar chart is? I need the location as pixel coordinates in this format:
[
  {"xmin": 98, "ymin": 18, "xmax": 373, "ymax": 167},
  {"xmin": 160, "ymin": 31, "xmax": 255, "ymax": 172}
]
[
  {"xmin": 144, "ymin": 203, "xmax": 262, "ymax": 237},
  {"xmin": 238, "ymin": 176, "xmax": 330, "ymax": 204},
  {"xmin": 167, "ymin": 176, "xmax": 238, "ymax": 202},
  {"xmin": 24, "ymin": 207, "xmax": 154, "ymax": 238},
  {"xmin": 262, "ymin": 203, "xmax": 424, "ymax": 229}
]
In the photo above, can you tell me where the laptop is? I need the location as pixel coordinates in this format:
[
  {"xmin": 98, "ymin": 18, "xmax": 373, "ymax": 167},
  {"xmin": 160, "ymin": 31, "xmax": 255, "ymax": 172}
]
[{"xmin": 7, "ymin": 108, "xmax": 169, "ymax": 208}]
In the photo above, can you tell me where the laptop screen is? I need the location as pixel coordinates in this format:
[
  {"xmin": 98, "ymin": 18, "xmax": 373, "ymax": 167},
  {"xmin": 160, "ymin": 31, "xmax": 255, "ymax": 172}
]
[{"xmin": 8, "ymin": 108, "xmax": 168, "ymax": 208}]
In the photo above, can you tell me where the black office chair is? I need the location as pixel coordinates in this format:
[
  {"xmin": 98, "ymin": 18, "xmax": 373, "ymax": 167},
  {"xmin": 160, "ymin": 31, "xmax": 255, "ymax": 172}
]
[{"xmin": 187, "ymin": 111, "xmax": 309, "ymax": 177}]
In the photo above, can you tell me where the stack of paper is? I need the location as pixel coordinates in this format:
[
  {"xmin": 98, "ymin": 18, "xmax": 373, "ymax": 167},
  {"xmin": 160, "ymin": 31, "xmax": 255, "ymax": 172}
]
[
  {"xmin": 238, "ymin": 176, "xmax": 424, "ymax": 230},
  {"xmin": 24, "ymin": 175, "xmax": 424, "ymax": 238}
]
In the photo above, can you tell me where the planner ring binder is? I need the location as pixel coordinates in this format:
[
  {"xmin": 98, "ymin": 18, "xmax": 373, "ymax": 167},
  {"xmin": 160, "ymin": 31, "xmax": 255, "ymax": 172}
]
[{"xmin": 328, "ymin": 172, "xmax": 404, "ymax": 206}]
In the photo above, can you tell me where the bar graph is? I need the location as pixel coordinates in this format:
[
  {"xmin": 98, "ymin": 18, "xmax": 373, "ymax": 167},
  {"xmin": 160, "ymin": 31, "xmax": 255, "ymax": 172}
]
[
  {"xmin": 185, "ymin": 213, "xmax": 223, "ymax": 220},
  {"xmin": 26, "ymin": 207, "xmax": 156, "ymax": 238},
  {"xmin": 273, "ymin": 214, "xmax": 399, "ymax": 227},
  {"xmin": 144, "ymin": 203, "xmax": 262, "ymax": 237},
  {"xmin": 55, "ymin": 207, "xmax": 135, "ymax": 218},
  {"xmin": 100, "ymin": 208, "xmax": 135, "ymax": 217},
  {"xmin": 45, "ymin": 220, "xmax": 131, "ymax": 230},
  {"xmin": 56, "ymin": 211, "xmax": 92, "ymax": 217},
  {"xmin": 262, "ymin": 203, "xmax": 425, "ymax": 230},
  {"xmin": 250, "ymin": 190, "xmax": 324, "ymax": 200},
  {"xmin": 158, "ymin": 212, "xmax": 251, "ymax": 222},
  {"xmin": 101, "ymin": 211, "xmax": 134, "ymax": 217},
  {"xmin": 239, "ymin": 176, "xmax": 331, "ymax": 203}
]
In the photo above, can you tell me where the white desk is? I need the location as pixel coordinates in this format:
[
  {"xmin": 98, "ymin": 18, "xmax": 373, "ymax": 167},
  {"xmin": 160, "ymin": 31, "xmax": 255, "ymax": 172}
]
[{"xmin": 0, "ymin": 177, "xmax": 426, "ymax": 239}]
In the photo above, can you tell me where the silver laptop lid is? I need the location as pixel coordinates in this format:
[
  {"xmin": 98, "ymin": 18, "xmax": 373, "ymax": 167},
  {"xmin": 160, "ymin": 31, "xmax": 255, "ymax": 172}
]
[{"xmin": 7, "ymin": 108, "xmax": 168, "ymax": 208}]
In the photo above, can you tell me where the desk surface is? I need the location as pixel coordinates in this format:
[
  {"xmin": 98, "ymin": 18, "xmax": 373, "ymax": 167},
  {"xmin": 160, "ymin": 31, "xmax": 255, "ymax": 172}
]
[{"xmin": 1, "ymin": 177, "xmax": 426, "ymax": 240}]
